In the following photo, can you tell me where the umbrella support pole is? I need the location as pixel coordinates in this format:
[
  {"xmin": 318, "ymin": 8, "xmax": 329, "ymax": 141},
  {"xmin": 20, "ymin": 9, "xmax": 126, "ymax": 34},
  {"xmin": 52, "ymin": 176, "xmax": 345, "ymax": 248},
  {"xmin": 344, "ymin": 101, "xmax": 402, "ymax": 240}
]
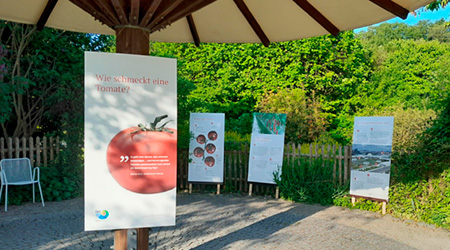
[
  {"xmin": 112, "ymin": 34, "xmax": 150, "ymax": 249},
  {"xmin": 115, "ymin": 27, "xmax": 150, "ymax": 55}
]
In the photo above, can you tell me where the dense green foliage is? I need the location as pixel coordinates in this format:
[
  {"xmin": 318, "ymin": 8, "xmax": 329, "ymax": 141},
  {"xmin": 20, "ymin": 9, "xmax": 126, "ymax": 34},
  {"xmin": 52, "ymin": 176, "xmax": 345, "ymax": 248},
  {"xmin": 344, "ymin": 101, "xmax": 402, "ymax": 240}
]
[
  {"xmin": 357, "ymin": 34, "xmax": 450, "ymax": 111},
  {"xmin": 393, "ymin": 96, "xmax": 450, "ymax": 181},
  {"xmin": 274, "ymin": 157, "xmax": 347, "ymax": 205},
  {"xmin": 1, "ymin": 21, "xmax": 113, "ymax": 202},
  {"xmin": 150, "ymin": 31, "xmax": 371, "ymax": 143},
  {"xmin": 349, "ymin": 21, "xmax": 450, "ymax": 147},
  {"xmin": 257, "ymin": 88, "xmax": 327, "ymax": 144},
  {"xmin": 333, "ymin": 169, "xmax": 450, "ymax": 229}
]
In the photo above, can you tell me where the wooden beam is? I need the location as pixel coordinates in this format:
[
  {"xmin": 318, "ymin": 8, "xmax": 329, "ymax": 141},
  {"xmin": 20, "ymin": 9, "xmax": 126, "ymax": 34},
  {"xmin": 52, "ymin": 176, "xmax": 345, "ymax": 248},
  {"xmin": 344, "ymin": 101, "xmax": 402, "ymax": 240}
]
[
  {"xmin": 150, "ymin": 0, "xmax": 216, "ymax": 32},
  {"xmin": 147, "ymin": 0, "xmax": 185, "ymax": 28},
  {"xmin": 37, "ymin": 0, "xmax": 59, "ymax": 30},
  {"xmin": 186, "ymin": 14, "xmax": 200, "ymax": 46},
  {"xmin": 233, "ymin": 0, "xmax": 270, "ymax": 47},
  {"xmin": 369, "ymin": 0, "xmax": 409, "ymax": 19},
  {"xmin": 91, "ymin": 0, "xmax": 120, "ymax": 24},
  {"xmin": 140, "ymin": 0, "xmax": 163, "ymax": 26},
  {"xmin": 130, "ymin": 0, "xmax": 140, "ymax": 25},
  {"xmin": 292, "ymin": 0, "xmax": 340, "ymax": 37},
  {"xmin": 110, "ymin": 0, "xmax": 128, "ymax": 25},
  {"xmin": 70, "ymin": 0, "xmax": 116, "ymax": 27}
]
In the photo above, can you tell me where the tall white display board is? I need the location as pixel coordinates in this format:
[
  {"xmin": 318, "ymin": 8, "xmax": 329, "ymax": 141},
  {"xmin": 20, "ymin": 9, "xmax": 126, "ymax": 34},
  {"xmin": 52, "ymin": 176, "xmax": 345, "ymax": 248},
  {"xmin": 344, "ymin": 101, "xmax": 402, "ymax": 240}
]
[
  {"xmin": 350, "ymin": 116, "xmax": 394, "ymax": 201},
  {"xmin": 248, "ymin": 113, "xmax": 286, "ymax": 184},
  {"xmin": 188, "ymin": 113, "xmax": 225, "ymax": 183},
  {"xmin": 84, "ymin": 52, "xmax": 177, "ymax": 231}
]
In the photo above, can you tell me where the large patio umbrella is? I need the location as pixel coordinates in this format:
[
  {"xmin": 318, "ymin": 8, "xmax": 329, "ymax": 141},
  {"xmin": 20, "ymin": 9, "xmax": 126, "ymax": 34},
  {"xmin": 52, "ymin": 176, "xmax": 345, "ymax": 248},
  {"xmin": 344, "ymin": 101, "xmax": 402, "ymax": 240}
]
[
  {"xmin": 0, "ymin": 0, "xmax": 436, "ymax": 54},
  {"xmin": 0, "ymin": 0, "xmax": 437, "ymax": 249}
]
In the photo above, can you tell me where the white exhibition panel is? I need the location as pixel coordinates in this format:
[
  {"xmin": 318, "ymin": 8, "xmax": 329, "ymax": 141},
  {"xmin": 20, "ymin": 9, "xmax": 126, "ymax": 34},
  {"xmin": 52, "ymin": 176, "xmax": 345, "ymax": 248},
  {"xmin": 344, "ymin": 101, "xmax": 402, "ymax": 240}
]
[
  {"xmin": 350, "ymin": 116, "xmax": 394, "ymax": 201},
  {"xmin": 188, "ymin": 113, "xmax": 225, "ymax": 183},
  {"xmin": 248, "ymin": 113, "xmax": 286, "ymax": 184},
  {"xmin": 84, "ymin": 52, "xmax": 177, "ymax": 231}
]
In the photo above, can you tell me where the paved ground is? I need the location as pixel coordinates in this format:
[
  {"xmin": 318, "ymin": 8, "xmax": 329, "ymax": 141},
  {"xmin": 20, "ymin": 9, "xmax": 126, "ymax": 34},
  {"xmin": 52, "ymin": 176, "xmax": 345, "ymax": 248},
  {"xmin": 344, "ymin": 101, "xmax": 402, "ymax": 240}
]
[{"xmin": 1, "ymin": 193, "xmax": 450, "ymax": 250}]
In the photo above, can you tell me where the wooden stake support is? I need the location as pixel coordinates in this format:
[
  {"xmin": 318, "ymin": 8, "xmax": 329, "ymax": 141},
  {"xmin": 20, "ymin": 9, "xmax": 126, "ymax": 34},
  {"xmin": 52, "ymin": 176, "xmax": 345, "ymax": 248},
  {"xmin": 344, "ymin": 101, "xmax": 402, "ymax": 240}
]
[
  {"xmin": 216, "ymin": 184, "xmax": 221, "ymax": 195},
  {"xmin": 249, "ymin": 183, "xmax": 253, "ymax": 196},
  {"xmin": 382, "ymin": 201, "xmax": 387, "ymax": 215},
  {"xmin": 189, "ymin": 183, "xmax": 193, "ymax": 194},
  {"xmin": 136, "ymin": 228, "xmax": 149, "ymax": 250},
  {"xmin": 275, "ymin": 186, "xmax": 279, "ymax": 199},
  {"xmin": 351, "ymin": 196, "xmax": 356, "ymax": 206},
  {"xmin": 114, "ymin": 229, "xmax": 127, "ymax": 250}
]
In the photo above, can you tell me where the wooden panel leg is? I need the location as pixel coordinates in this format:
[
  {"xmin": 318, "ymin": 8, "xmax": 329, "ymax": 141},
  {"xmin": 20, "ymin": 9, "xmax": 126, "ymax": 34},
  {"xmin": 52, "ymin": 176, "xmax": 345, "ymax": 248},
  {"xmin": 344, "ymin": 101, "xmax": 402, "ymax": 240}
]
[
  {"xmin": 114, "ymin": 229, "xmax": 127, "ymax": 250},
  {"xmin": 137, "ymin": 228, "xmax": 149, "ymax": 250}
]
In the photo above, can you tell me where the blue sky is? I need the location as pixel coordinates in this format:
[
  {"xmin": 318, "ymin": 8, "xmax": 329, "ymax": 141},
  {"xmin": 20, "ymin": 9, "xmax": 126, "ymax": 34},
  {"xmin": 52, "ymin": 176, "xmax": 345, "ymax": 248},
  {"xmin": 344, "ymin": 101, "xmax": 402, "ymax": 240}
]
[{"xmin": 354, "ymin": 6, "xmax": 450, "ymax": 32}]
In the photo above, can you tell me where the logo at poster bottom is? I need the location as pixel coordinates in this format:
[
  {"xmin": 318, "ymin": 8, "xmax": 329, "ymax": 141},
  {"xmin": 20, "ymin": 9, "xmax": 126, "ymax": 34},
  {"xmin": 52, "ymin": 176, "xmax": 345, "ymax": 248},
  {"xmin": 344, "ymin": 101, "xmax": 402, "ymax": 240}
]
[{"xmin": 96, "ymin": 210, "xmax": 109, "ymax": 220}]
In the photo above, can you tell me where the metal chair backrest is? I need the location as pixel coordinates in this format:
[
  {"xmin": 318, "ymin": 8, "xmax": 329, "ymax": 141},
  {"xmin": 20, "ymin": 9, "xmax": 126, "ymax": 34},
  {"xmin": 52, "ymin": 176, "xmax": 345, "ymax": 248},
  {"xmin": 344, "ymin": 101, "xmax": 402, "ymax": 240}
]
[{"xmin": 0, "ymin": 158, "xmax": 34, "ymax": 183}]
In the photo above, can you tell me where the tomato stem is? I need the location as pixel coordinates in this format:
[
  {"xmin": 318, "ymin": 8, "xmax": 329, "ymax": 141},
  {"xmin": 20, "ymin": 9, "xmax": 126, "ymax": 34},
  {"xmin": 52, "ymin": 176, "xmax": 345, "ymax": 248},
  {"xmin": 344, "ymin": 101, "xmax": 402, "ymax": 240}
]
[{"xmin": 130, "ymin": 115, "xmax": 174, "ymax": 134}]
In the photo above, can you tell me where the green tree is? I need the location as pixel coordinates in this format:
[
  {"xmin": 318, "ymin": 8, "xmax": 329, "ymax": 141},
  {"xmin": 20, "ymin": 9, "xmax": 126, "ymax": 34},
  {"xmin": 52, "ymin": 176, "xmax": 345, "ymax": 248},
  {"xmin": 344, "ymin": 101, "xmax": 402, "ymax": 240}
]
[
  {"xmin": 150, "ymin": 31, "xmax": 371, "ymax": 142},
  {"xmin": 357, "ymin": 20, "xmax": 450, "ymax": 48},
  {"xmin": 359, "ymin": 39, "xmax": 450, "ymax": 111},
  {"xmin": 0, "ymin": 21, "xmax": 113, "ymax": 138},
  {"xmin": 427, "ymin": 0, "xmax": 449, "ymax": 12},
  {"xmin": 1, "ymin": 21, "xmax": 113, "ymax": 199}
]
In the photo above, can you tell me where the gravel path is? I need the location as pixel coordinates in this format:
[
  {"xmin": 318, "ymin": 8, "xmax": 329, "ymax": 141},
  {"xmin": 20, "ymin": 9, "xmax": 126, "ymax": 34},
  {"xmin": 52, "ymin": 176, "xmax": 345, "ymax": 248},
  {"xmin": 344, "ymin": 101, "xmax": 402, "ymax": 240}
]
[{"xmin": 1, "ymin": 193, "xmax": 449, "ymax": 250}]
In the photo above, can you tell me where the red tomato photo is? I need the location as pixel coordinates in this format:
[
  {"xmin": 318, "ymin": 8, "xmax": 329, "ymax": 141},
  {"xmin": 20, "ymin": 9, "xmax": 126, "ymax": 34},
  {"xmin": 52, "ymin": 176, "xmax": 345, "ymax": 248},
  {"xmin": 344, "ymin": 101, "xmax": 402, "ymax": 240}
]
[
  {"xmin": 208, "ymin": 131, "xmax": 218, "ymax": 141},
  {"xmin": 196, "ymin": 134, "xmax": 206, "ymax": 144},
  {"xmin": 205, "ymin": 143, "xmax": 216, "ymax": 154},
  {"xmin": 106, "ymin": 126, "xmax": 177, "ymax": 194},
  {"xmin": 204, "ymin": 156, "xmax": 215, "ymax": 167},
  {"xmin": 194, "ymin": 147, "xmax": 204, "ymax": 158}
]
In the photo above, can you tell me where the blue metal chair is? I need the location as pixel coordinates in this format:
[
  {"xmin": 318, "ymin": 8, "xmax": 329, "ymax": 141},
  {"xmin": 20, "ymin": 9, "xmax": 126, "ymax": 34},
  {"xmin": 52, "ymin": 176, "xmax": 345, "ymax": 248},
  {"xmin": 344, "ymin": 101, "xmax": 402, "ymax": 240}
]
[{"xmin": 0, "ymin": 158, "xmax": 45, "ymax": 211}]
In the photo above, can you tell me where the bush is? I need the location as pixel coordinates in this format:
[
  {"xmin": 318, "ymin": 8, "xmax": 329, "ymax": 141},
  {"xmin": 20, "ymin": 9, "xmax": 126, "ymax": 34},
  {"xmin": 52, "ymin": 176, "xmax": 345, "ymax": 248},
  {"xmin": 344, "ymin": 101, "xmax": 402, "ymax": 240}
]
[
  {"xmin": 393, "ymin": 96, "xmax": 450, "ymax": 181},
  {"xmin": 257, "ymin": 88, "xmax": 327, "ymax": 144},
  {"xmin": 0, "ymin": 162, "xmax": 80, "ymax": 206},
  {"xmin": 224, "ymin": 131, "xmax": 250, "ymax": 150},
  {"xmin": 274, "ymin": 157, "xmax": 346, "ymax": 205},
  {"xmin": 39, "ymin": 164, "xmax": 81, "ymax": 202},
  {"xmin": 389, "ymin": 169, "xmax": 450, "ymax": 228}
]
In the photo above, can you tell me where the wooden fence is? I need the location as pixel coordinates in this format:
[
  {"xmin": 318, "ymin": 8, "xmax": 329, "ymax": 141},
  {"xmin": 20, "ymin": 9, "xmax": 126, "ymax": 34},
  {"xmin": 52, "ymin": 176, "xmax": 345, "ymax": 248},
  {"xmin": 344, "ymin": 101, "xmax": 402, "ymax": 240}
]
[
  {"xmin": 178, "ymin": 143, "xmax": 352, "ymax": 194},
  {"xmin": 0, "ymin": 136, "xmax": 352, "ymax": 195},
  {"xmin": 0, "ymin": 136, "xmax": 61, "ymax": 167}
]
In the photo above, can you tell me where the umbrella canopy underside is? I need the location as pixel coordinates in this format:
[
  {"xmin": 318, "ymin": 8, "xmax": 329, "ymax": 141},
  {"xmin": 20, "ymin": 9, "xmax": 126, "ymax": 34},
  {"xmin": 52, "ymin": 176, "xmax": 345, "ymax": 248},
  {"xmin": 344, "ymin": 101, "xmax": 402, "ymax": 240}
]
[{"xmin": 0, "ymin": 0, "xmax": 435, "ymax": 45}]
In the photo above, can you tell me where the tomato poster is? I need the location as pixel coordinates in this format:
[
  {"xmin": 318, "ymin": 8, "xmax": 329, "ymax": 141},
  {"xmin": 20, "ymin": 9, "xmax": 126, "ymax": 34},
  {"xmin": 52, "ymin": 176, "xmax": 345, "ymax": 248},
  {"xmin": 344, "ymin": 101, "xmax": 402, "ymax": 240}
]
[
  {"xmin": 188, "ymin": 113, "xmax": 225, "ymax": 183},
  {"xmin": 84, "ymin": 52, "xmax": 177, "ymax": 231},
  {"xmin": 350, "ymin": 116, "xmax": 394, "ymax": 201},
  {"xmin": 248, "ymin": 113, "xmax": 286, "ymax": 184}
]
